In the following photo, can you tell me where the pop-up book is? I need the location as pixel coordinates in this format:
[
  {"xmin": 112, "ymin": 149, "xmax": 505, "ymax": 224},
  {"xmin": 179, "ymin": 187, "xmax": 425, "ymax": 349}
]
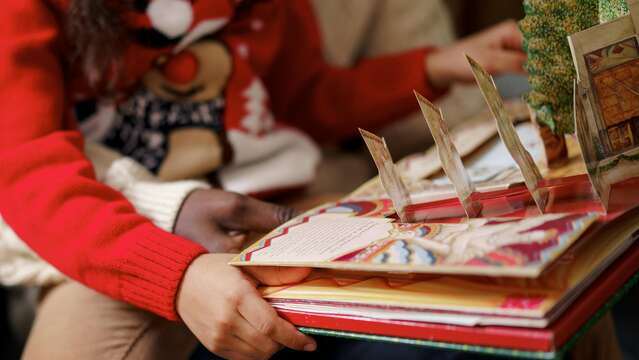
[
  {"xmin": 231, "ymin": 21, "xmax": 639, "ymax": 358},
  {"xmin": 233, "ymin": 55, "xmax": 639, "ymax": 279}
]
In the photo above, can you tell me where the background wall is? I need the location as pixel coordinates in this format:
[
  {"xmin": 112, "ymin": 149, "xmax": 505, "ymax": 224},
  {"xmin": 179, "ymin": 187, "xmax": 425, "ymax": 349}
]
[{"xmin": 447, "ymin": 0, "xmax": 525, "ymax": 36}]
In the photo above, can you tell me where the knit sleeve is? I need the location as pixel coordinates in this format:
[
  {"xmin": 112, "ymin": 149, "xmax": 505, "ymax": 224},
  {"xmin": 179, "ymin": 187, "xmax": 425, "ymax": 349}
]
[
  {"xmin": 86, "ymin": 142, "xmax": 210, "ymax": 232},
  {"xmin": 0, "ymin": 143, "xmax": 210, "ymax": 288},
  {"xmin": 0, "ymin": 1, "xmax": 206, "ymax": 320},
  {"xmin": 263, "ymin": 0, "xmax": 447, "ymax": 143}
]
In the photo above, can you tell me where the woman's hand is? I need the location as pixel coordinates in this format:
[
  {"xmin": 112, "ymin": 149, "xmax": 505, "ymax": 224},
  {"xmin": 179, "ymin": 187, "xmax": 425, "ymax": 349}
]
[
  {"xmin": 177, "ymin": 254, "xmax": 316, "ymax": 360},
  {"xmin": 174, "ymin": 189, "xmax": 296, "ymax": 253},
  {"xmin": 427, "ymin": 20, "xmax": 526, "ymax": 89}
]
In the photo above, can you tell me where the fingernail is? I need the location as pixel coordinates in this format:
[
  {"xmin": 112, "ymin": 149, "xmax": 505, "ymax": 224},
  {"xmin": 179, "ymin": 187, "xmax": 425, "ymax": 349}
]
[{"xmin": 304, "ymin": 342, "xmax": 317, "ymax": 352}]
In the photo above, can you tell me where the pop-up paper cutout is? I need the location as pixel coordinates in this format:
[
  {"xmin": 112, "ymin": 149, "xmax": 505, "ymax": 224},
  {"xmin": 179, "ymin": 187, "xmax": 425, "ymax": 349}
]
[
  {"xmin": 359, "ymin": 129, "xmax": 411, "ymax": 222},
  {"xmin": 414, "ymin": 91, "xmax": 482, "ymax": 218},
  {"xmin": 467, "ymin": 55, "xmax": 548, "ymax": 214}
]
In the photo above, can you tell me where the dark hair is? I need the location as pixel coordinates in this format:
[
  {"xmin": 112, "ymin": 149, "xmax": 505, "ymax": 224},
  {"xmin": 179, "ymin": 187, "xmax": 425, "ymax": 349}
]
[{"xmin": 67, "ymin": 0, "xmax": 133, "ymax": 85}]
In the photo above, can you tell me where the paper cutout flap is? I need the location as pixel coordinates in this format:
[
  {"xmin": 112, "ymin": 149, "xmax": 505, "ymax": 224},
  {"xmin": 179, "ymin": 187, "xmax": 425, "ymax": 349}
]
[
  {"xmin": 414, "ymin": 90, "xmax": 481, "ymax": 218},
  {"xmin": 467, "ymin": 55, "xmax": 548, "ymax": 213},
  {"xmin": 359, "ymin": 129, "xmax": 411, "ymax": 221}
]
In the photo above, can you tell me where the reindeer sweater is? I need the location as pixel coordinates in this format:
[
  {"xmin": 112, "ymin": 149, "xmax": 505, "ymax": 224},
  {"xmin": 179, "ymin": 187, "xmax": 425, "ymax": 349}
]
[{"xmin": 0, "ymin": 0, "xmax": 442, "ymax": 320}]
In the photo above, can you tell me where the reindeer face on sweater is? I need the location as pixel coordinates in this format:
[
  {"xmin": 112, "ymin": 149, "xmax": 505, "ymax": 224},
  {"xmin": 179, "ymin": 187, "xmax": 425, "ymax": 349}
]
[
  {"xmin": 144, "ymin": 41, "xmax": 232, "ymax": 103},
  {"xmin": 79, "ymin": 0, "xmax": 321, "ymax": 195},
  {"xmin": 94, "ymin": 0, "xmax": 236, "ymax": 181}
]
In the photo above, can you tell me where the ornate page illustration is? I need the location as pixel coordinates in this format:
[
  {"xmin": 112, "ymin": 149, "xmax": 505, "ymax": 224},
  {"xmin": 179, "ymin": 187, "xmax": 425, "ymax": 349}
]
[{"xmin": 233, "ymin": 199, "xmax": 599, "ymax": 278}]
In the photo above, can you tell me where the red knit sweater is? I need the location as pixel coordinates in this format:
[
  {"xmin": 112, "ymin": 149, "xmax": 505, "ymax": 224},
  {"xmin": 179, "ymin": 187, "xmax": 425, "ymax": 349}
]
[{"xmin": 0, "ymin": 0, "xmax": 442, "ymax": 320}]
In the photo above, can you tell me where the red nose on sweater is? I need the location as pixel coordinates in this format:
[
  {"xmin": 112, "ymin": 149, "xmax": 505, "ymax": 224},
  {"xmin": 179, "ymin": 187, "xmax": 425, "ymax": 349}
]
[{"xmin": 161, "ymin": 50, "xmax": 199, "ymax": 85}]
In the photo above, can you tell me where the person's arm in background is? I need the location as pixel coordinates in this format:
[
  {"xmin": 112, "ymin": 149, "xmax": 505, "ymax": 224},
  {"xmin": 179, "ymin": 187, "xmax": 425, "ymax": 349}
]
[
  {"xmin": 265, "ymin": 0, "xmax": 525, "ymax": 143},
  {"xmin": 0, "ymin": 3, "xmax": 315, "ymax": 358}
]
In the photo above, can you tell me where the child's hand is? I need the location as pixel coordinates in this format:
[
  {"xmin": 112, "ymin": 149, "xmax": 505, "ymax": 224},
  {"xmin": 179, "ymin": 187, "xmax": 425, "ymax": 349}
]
[
  {"xmin": 177, "ymin": 253, "xmax": 315, "ymax": 359},
  {"xmin": 174, "ymin": 189, "xmax": 297, "ymax": 253},
  {"xmin": 427, "ymin": 20, "xmax": 526, "ymax": 89}
]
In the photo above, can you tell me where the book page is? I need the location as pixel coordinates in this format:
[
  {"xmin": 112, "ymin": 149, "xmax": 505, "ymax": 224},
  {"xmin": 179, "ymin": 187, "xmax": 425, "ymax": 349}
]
[
  {"xmin": 467, "ymin": 55, "xmax": 548, "ymax": 213},
  {"xmin": 237, "ymin": 214, "xmax": 394, "ymax": 263},
  {"xmin": 233, "ymin": 204, "xmax": 599, "ymax": 277},
  {"xmin": 414, "ymin": 91, "xmax": 481, "ymax": 218}
]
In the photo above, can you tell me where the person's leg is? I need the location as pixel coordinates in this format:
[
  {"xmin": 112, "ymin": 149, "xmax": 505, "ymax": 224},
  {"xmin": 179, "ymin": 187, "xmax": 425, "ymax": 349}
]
[{"xmin": 23, "ymin": 281, "xmax": 197, "ymax": 360}]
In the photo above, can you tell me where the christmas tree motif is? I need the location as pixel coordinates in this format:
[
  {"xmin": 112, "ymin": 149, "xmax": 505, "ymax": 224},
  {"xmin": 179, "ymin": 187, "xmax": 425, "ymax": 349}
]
[
  {"xmin": 241, "ymin": 78, "xmax": 275, "ymax": 135},
  {"xmin": 519, "ymin": 0, "xmax": 599, "ymax": 135}
]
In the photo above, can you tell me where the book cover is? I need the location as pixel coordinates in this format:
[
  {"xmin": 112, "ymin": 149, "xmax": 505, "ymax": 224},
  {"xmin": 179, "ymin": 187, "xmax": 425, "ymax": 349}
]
[{"xmin": 276, "ymin": 242, "xmax": 639, "ymax": 354}]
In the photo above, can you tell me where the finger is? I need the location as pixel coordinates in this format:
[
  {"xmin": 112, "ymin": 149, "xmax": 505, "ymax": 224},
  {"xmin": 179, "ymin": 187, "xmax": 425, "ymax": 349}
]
[
  {"xmin": 244, "ymin": 266, "xmax": 312, "ymax": 286},
  {"xmin": 220, "ymin": 194, "xmax": 299, "ymax": 232},
  {"xmin": 215, "ymin": 336, "xmax": 266, "ymax": 360},
  {"xmin": 228, "ymin": 232, "xmax": 248, "ymax": 251},
  {"xmin": 502, "ymin": 32, "xmax": 524, "ymax": 53},
  {"xmin": 237, "ymin": 289, "xmax": 316, "ymax": 352},
  {"xmin": 472, "ymin": 20, "xmax": 523, "ymax": 51},
  {"xmin": 486, "ymin": 50, "xmax": 527, "ymax": 75},
  {"xmin": 234, "ymin": 317, "xmax": 283, "ymax": 356},
  {"xmin": 228, "ymin": 230, "xmax": 247, "ymax": 238},
  {"xmin": 496, "ymin": 20, "xmax": 524, "ymax": 51},
  {"xmin": 503, "ymin": 30, "xmax": 524, "ymax": 52}
]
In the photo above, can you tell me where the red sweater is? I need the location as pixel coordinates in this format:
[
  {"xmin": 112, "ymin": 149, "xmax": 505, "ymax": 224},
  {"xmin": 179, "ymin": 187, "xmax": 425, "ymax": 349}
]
[{"xmin": 0, "ymin": 0, "xmax": 442, "ymax": 320}]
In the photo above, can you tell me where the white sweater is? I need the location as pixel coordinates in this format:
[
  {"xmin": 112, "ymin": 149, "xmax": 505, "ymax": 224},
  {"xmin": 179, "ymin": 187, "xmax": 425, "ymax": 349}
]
[{"xmin": 0, "ymin": 142, "xmax": 209, "ymax": 286}]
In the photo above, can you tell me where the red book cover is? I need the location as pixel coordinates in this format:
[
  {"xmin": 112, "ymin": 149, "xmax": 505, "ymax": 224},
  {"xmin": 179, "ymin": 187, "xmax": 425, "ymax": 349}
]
[{"xmin": 276, "ymin": 242, "xmax": 639, "ymax": 353}]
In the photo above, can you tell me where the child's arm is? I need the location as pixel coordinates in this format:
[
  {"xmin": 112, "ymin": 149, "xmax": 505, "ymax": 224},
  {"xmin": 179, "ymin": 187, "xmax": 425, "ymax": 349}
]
[
  {"xmin": 0, "ymin": 142, "xmax": 209, "ymax": 287},
  {"xmin": 265, "ymin": 1, "xmax": 524, "ymax": 142},
  {"xmin": 0, "ymin": 7, "xmax": 317, "ymax": 352},
  {"xmin": 86, "ymin": 142, "xmax": 210, "ymax": 233},
  {"xmin": 0, "ymin": 1, "xmax": 206, "ymax": 320},
  {"xmin": 264, "ymin": 0, "xmax": 440, "ymax": 142}
]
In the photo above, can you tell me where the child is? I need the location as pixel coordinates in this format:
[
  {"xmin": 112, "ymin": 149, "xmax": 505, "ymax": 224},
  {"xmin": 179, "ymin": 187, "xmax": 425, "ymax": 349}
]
[{"xmin": 0, "ymin": 0, "xmax": 525, "ymax": 359}]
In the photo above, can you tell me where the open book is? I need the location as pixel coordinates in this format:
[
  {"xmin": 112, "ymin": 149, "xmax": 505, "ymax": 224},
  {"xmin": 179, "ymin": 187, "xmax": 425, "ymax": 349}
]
[
  {"xmin": 230, "ymin": 57, "xmax": 639, "ymax": 355},
  {"xmin": 232, "ymin": 174, "xmax": 639, "ymax": 276},
  {"xmin": 233, "ymin": 57, "xmax": 634, "ymax": 277},
  {"xmin": 262, "ymin": 206, "xmax": 639, "ymax": 328}
]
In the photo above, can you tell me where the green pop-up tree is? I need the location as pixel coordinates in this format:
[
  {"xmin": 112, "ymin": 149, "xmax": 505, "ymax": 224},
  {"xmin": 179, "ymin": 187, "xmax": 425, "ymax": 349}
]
[
  {"xmin": 519, "ymin": 0, "xmax": 599, "ymax": 135},
  {"xmin": 520, "ymin": 0, "xmax": 631, "ymax": 136}
]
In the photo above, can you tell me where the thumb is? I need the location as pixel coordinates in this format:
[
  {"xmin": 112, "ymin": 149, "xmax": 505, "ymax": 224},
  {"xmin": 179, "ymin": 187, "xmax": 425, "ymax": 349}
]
[{"xmin": 244, "ymin": 266, "xmax": 312, "ymax": 286}]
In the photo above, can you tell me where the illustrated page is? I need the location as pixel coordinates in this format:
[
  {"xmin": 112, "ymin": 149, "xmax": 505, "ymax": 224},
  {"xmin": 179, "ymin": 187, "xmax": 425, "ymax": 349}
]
[{"xmin": 233, "ymin": 200, "xmax": 598, "ymax": 277}]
